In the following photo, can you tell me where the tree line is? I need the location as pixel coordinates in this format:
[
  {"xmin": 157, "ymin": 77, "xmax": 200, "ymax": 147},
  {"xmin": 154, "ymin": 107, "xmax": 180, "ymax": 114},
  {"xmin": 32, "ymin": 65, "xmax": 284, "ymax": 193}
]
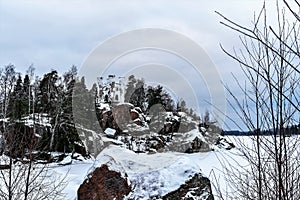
[
  {"xmin": 0, "ymin": 66, "xmax": 201, "ymax": 158},
  {"xmin": 124, "ymin": 74, "xmax": 199, "ymax": 119},
  {"xmin": 0, "ymin": 65, "xmax": 87, "ymax": 157}
]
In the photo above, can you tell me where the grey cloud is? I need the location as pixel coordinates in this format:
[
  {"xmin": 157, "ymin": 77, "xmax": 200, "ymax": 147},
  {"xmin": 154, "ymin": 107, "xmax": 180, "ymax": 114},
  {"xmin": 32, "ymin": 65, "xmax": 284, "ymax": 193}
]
[{"xmin": 0, "ymin": 0, "xmax": 277, "ymax": 129}]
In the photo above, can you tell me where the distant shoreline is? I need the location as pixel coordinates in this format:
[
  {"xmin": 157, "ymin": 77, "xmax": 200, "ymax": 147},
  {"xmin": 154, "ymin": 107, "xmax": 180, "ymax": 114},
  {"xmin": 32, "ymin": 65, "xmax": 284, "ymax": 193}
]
[{"xmin": 223, "ymin": 130, "xmax": 300, "ymax": 136}]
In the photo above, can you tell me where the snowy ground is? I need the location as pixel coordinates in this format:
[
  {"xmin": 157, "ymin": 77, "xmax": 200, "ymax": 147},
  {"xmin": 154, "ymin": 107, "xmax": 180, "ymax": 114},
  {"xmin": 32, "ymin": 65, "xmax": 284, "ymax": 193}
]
[
  {"xmin": 50, "ymin": 158, "xmax": 96, "ymax": 200},
  {"xmin": 3, "ymin": 135, "xmax": 297, "ymax": 199}
]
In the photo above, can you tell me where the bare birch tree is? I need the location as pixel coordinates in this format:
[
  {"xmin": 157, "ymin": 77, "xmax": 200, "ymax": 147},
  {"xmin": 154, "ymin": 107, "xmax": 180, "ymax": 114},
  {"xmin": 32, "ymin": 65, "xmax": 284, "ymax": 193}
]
[
  {"xmin": 215, "ymin": 1, "xmax": 300, "ymax": 199},
  {"xmin": 0, "ymin": 65, "xmax": 66, "ymax": 200}
]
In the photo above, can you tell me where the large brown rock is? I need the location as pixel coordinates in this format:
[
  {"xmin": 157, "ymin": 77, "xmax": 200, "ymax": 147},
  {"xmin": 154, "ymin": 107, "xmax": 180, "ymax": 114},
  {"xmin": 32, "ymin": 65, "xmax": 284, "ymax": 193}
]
[{"xmin": 77, "ymin": 165, "xmax": 131, "ymax": 200}]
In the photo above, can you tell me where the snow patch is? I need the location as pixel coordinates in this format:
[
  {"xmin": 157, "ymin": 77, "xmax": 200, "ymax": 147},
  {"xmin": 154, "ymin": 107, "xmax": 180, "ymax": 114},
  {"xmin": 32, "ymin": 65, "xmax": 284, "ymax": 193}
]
[
  {"xmin": 104, "ymin": 128, "xmax": 116, "ymax": 137},
  {"xmin": 59, "ymin": 155, "xmax": 72, "ymax": 165}
]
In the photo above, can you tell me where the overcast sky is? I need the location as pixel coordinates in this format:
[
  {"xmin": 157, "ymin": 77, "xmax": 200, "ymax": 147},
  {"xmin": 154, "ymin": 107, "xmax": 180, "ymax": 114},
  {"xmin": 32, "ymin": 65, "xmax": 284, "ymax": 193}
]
[
  {"xmin": 0, "ymin": 0, "xmax": 278, "ymax": 129},
  {"xmin": 0, "ymin": 0, "xmax": 264, "ymax": 73}
]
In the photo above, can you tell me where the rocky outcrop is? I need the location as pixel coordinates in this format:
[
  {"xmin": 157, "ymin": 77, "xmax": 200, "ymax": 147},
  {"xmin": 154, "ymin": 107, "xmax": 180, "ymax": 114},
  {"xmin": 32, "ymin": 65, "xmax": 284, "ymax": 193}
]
[
  {"xmin": 77, "ymin": 165, "xmax": 131, "ymax": 200},
  {"xmin": 185, "ymin": 136, "xmax": 211, "ymax": 153},
  {"xmin": 99, "ymin": 103, "xmax": 147, "ymax": 135},
  {"xmin": 163, "ymin": 173, "xmax": 214, "ymax": 200},
  {"xmin": 98, "ymin": 103, "xmax": 235, "ymax": 154}
]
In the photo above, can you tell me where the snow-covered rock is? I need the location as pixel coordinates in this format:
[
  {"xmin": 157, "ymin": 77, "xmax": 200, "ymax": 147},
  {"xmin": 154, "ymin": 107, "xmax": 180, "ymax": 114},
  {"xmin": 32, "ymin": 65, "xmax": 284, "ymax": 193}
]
[
  {"xmin": 88, "ymin": 145, "xmax": 214, "ymax": 199},
  {"xmin": 77, "ymin": 126, "xmax": 104, "ymax": 156},
  {"xmin": 98, "ymin": 103, "xmax": 111, "ymax": 112},
  {"xmin": 163, "ymin": 173, "xmax": 213, "ymax": 200}
]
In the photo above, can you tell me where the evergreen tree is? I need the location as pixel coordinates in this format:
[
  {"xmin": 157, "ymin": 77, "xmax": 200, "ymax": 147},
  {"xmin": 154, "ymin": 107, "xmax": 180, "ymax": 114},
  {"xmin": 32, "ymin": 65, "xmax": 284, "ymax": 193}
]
[
  {"xmin": 146, "ymin": 85, "xmax": 162, "ymax": 110},
  {"xmin": 124, "ymin": 75, "xmax": 137, "ymax": 103},
  {"xmin": 147, "ymin": 85, "xmax": 174, "ymax": 111},
  {"xmin": 73, "ymin": 76, "xmax": 96, "ymax": 130},
  {"xmin": 129, "ymin": 79, "xmax": 146, "ymax": 110},
  {"xmin": 6, "ymin": 73, "xmax": 28, "ymax": 158},
  {"xmin": 55, "ymin": 67, "xmax": 80, "ymax": 153},
  {"xmin": 189, "ymin": 108, "xmax": 194, "ymax": 116},
  {"xmin": 61, "ymin": 66, "xmax": 78, "ymax": 121},
  {"xmin": 35, "ymin": 70, "xmax": 63, "ymax": 151},
  {"xmin": 23, "ymin": 74, "xmax": 31, "ymax": 115},
  {"xmin": 36, "ymin": 67, "xmax": 87, "ymax": 154},
  {"xmin": 161, "ymin": 89, "xmax": 174, "ymax": 111},
  {"xmin": 8, "ymin": 74, "xmax": 27, "ymax": 119},
  {"xmin": 35, "ymin": 70, "xmax": 60, "ymax": 115},
  {"xmin": 179, "ymin": 99, "xmax": 187, "ymax": 113}
]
